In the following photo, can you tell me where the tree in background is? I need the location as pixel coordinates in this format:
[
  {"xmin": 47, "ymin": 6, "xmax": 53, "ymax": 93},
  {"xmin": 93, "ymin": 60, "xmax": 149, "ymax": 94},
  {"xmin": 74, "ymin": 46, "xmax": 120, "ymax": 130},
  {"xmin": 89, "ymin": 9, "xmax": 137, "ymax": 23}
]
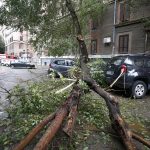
[
  {"xmin": 0, "ymin": 0, "xmax": 106, "ymax": 56},
  {"xmin": 0, "ymin": 35, "xmax": 5, "ymax": 54}
]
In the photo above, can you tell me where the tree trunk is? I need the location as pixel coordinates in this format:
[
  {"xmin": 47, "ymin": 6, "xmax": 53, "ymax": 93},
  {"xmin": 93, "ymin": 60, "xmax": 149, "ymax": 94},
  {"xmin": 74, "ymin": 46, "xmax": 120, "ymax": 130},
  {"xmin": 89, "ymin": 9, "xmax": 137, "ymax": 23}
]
[
  {"xmin": 33, "ymin": 85, "xmax": 81, "ymax": 150},
  {"xmin": 13, "ymin": 85, "xmax": 81, "ymax": 150},
  {"xmin": 14, "ymin": 113, "xmax": 56, "ymax": 150},
  {"xmin": 66, "ymin": 0, "xmax": 137, "ymax": 149}
]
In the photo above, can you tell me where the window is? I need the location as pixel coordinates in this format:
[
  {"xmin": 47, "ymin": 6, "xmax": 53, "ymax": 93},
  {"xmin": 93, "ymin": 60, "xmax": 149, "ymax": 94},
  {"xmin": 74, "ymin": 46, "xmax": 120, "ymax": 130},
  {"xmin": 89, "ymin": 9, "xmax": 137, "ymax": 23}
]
[
  {"xmin": 54, "ymin": 60, "xmax": 65, "ymax": 65},
  {"xmin": 91, "ymin": 19, "xmax": 98, "ymax": 30},
  {"xmin": 110, "ymin": 57, "xmax": 123, "ymax": 66},
  {"xmin": 124, "ymin": 58, "xmax": 133, "ymax": 65},
  {"xmin": 145, "ymin": 60, "xmax": 150, "ymax": 68},
  {"xmin": 119, "ymin": 1, "xmax": 130, "ymax": 22},
  {"xmin": 19, "ymin": 43, "xmax": 24, "ymax": 49},
  {"xmin": 66, "ymin": 60, "xmax": 74, "ymax": 66},
  {"xmin": 20, "ymin": 36, "xmax": 23, "ymax": 41},
  {"xmin": 134, "ymin": 59, "xmax": 144, "ymax": 67},
  {"xmin": 119, "ymin": 34, "xmax": 129, "ymax": 54},
  {"xmin": 91, "ymin": 40, "xmax": 97, "ymax": 55},
  {"xmin": 10, "ymin": 37, "xmax": 13, "ymax": 42},
  {"xmin": 10, "ymin": 44, "xmax": 14, "ymax": 50},
  {"xmin": 12, "ymin": 43, "xmax": 14, "ymax": 50}
]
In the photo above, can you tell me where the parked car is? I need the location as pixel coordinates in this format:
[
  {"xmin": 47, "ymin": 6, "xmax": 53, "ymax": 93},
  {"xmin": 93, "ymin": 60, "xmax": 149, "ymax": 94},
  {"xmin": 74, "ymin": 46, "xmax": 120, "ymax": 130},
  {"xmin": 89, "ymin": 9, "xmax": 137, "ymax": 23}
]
[
  {"xmin": 0, "ymin": 59, "xmax": 6, "ymax": 66},
  {"xmin": 5, "ymin": 59, "xmax": 18, "ymax": 66},
  {"xmin": 48, "ymin": 58, "xmax": 75, "ymax": 77},
  {"xmin": 10, "ymin": 61, "xmax": 35, "ymax": 69},
  {"xmin": 4, "ymin": 59, "xmax": 11, "ymax": 66},
  {"xmin": 105, "ymin": 54, "xmax": 150, "ymax": 99}
]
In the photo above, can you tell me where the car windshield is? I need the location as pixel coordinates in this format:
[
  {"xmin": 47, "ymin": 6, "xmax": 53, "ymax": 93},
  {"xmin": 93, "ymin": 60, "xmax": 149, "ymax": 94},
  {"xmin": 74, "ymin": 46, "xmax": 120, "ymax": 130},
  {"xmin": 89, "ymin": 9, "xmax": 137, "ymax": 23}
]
[
  {"xmin": 124, "ymin": 57, "xmax": 133, "ymax": 65},
  {"xmin": 66, "ymin": 60, "xmax": 74, "ymax": 66},
  {"xmin": 109, "ymin": 57, "xmax": 124, "ymax": 66},
  {"xmin": 18, "ymin": 61, "xmax": 26, "ymax": 63}
]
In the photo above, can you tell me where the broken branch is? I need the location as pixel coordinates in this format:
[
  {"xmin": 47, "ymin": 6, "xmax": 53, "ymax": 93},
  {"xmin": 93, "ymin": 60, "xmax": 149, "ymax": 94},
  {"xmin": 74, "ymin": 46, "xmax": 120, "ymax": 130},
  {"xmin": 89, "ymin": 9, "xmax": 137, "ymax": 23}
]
[
  {"xmin": 13, "ymin": 113, "xmax": 56, "ymax": 150},
  {"xmin": 33, "ymin": 85, "xmax": 81, "ymax": 150},
  {"xmin": 132, "ymin": 132, "xmax": 150, "ymax": 149}
]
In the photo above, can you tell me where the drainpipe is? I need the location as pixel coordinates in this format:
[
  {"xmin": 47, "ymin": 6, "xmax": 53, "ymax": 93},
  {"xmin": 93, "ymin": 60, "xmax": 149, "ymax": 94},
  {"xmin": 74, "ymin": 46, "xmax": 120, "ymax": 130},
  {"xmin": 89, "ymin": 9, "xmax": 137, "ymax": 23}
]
[{"xmin": 112, "ymin": 0, "xmax": 117, "ymax": 56}]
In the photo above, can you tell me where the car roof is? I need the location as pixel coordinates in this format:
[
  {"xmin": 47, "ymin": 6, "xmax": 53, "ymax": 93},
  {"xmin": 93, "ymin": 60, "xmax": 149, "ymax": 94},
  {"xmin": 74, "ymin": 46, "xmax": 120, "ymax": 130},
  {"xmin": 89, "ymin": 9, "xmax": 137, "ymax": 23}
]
[
  {"xmin": 112, "ymin": 53, "xmax": 150, "ymax": 59},
  {"xmin": 51, "ymin": 58, "xmax": 74, "ymax": 61}
]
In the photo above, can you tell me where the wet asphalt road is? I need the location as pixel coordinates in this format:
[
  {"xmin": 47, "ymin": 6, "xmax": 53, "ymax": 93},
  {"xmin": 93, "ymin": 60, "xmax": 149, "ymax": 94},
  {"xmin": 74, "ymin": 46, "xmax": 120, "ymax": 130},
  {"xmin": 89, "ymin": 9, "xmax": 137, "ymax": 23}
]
[{"xmin": 0, "ymin": 65, "xmax": 48, "ymax": 118}]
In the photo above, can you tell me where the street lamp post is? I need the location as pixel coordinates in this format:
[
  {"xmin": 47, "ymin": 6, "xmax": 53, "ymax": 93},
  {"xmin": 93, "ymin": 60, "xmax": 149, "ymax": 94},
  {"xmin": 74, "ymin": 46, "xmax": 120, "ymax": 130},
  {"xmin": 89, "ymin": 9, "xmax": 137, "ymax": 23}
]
[{"xmin": 112, "ymin": 0, "xmax": 117, "ymax": 56}]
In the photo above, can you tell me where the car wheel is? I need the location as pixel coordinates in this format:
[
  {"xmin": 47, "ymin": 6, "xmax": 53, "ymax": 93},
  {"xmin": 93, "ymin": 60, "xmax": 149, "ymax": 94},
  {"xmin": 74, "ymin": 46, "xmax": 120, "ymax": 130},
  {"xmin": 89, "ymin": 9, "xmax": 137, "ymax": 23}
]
[
  {"xmin": 132, "ymin": 81, "xmax": 147, "ymax": 99},
  {"xmin": 11, "ymin": 65, "xmax": 14, "ymax": 69}
]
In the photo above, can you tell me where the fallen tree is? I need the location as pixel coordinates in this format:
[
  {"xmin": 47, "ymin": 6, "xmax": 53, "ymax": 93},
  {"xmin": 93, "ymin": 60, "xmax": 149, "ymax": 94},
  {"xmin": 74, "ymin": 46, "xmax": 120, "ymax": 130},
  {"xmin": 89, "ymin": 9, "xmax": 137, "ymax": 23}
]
[
  {"xmin": 66, "ymin": 0, "xmax": 150, "ymax": 149},
  {"xmin": 66, "ymin": 0, "xmax": 132, "ymax": 149},
  {"xmin": 14, "ymin": 84, "xmax": 81, "ymax": 150},
  {"xmin": 4, "ymin": 0, "xmax": 149, "ymax": 149}
]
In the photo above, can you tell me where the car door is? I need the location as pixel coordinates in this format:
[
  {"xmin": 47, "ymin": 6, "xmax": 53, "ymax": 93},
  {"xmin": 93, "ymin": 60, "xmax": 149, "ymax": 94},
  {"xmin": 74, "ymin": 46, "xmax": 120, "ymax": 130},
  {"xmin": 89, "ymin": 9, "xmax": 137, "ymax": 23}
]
[
  {"xmin": 15, "ymin": 62, "xmax": 21, "ymax": 67},
  {"xmin": 19, "ymin": 62, "xmax": 26, "ymax": 68},
  {"xmin": 63, "ymin": 60, "xmax": 73, "ymax": 76},
  {"xmin": 106, "ymin": 56, "xmax": 125, "ymax": 83},
  {"xmin": 53, "ymin": 60, "xmax": 66, "ymax": 74},
  {"xmin": 145, "ymin": 58, "xmax": 150, "ymax": 89}
]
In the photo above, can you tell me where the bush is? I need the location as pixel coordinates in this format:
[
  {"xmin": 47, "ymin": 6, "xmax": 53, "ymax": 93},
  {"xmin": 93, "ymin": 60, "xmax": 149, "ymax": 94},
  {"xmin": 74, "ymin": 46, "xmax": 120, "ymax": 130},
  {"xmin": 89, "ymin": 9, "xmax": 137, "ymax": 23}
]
[
  {"xmin": 1, "ymin": 79, "xmax": 110, "ymax": 149},
  {"xmin": 88, "ymin": 59, "xmax": 107, "ymax": 87}
]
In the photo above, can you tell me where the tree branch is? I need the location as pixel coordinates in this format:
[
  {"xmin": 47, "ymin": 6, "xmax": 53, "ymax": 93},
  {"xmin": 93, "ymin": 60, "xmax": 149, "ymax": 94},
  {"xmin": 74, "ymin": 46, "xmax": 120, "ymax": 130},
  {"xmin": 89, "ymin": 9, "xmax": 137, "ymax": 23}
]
[{"xmin": 65, "ymin": 0, "xmax": 138, "ymax": 149}]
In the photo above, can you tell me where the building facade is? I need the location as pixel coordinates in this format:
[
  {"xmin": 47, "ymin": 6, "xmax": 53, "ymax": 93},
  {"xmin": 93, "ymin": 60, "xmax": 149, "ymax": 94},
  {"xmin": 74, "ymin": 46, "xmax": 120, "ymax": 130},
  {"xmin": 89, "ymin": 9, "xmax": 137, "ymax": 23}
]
[
  {"xmin": 1, "ymin": 28, "xmax": 35, "ymax": 59},
  {"xmin": 89, "ymin": 0, "xmax": 150, "ymax": 55}
]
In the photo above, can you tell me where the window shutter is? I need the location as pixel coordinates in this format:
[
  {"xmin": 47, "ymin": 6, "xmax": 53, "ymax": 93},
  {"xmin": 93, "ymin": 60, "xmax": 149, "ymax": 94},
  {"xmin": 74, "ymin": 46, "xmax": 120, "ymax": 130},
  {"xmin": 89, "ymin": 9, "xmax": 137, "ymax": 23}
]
[
  {"xmin": 119, "ymin": 34, "xmax": 129, "ymax": 54},
  {"xmin": 120, "ymin": 3, "xmax": 124, "ymax": 22},
  {"xmin": 125, "ymin": 3, "xmax": 130, "ymax": 21},
  {"xmin": 91, "ymin": 40, "xmax": 97, "ymax": 54},
  {"xmin": 119, "ymin": 36, "xmax": 123, "ymax": 53}
]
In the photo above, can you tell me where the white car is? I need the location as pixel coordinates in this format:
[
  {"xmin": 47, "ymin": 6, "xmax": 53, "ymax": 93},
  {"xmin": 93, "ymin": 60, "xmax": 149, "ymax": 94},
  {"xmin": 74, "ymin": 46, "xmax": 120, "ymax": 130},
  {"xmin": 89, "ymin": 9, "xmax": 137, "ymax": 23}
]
[
  {"xmin": 4, "ymin": 59, "xmax": 11, "ymax": 66},
  {"xmin": 1, "ymin": 59, "xmax": 6, "ymax": 66},
  {"xmin": 1, "ymin": 59, "xmax": 19, "ymax": 66}
]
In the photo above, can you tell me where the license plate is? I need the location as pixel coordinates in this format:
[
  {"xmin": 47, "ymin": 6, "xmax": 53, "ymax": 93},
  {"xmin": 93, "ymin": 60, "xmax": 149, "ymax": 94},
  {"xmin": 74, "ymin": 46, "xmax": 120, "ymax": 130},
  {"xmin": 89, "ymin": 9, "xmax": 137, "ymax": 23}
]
[{"xmin": 106, "ymin": 71, "xmax": 114, "ymax": 75}]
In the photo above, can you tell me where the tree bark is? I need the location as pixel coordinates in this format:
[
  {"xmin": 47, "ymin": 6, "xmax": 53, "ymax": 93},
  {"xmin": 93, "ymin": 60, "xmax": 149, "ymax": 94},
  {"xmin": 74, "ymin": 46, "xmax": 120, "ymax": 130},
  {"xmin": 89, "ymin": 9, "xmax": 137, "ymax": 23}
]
[
  {"xmin": 33, "ymin": 107, "xmax": 68, "ymax": 150},
  {"xmin": 63, "ymin": 105, "xmax": 78, "ymax": 137},
  {"xmin": 13, "ymin": 85, "xmax": 81, "ymax": 150},
  {"xmin": 132, "ymin": 133, "xmax": 150, "ymax": 149},
  {"xmin": 13, "ymin": 113, "xmax": 56, "ymax": 150},
  {"xmin": 33, "ymin": 85, "xmax": 81, "ymax": 150},
  {"xmin": 66, "ymin": 0, "xmax": 89, "ymax": 63},
  {"xmin": 65, "ymin": 0, "xmax": 137, "ymax": 149}
]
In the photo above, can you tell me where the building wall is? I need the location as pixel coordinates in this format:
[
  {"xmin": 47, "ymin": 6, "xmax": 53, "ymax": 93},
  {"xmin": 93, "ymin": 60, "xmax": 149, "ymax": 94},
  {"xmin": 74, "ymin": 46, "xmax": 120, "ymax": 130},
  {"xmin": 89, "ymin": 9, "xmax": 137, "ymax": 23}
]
[
  {"xmin": 3, "ymin": 29, "xmax": 34, "ymax": 58},
  {"xmin": 130, "ymin": 5, "xmax": 150, "ymax": 21},
  {"xmin": 115, "ymin": 23, "xmax": 146, "ymax": 54},
  {"xmin": 89, "ymin": 3, "xmax": 114, "ymax": 55},
  {"xmin": 99, "ymin": 3, "xmax": 114, "ymax": 55},
  {"xmin": 89, "ymin": 1, "xmax": 150, "ymax": 55}
]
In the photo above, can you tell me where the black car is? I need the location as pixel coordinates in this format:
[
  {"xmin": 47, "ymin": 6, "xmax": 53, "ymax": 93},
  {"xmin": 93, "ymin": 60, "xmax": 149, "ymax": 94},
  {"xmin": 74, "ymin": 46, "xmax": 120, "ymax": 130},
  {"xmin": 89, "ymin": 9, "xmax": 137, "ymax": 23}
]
[
  {"xmin": 48, "ymin": 58, "xmax": 75, "ymax": 77},
  {"xmin": 10, "ymin": 62, "xmax": 35, "ymax": 69},
  {"xmin": 105, "ymin": 54, "xmax": 150, "ymax": 98}
]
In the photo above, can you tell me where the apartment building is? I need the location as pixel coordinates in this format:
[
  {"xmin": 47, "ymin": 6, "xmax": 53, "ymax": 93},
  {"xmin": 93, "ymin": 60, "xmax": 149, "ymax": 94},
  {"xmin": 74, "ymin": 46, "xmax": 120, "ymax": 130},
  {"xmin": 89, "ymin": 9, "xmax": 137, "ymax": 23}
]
[
  {"xmin": 1, "ymin": 28, "xmax": 35, "ymax": 59},
  {"xmin": 89, "ymin": 0, "xmax": 150, "ymax": 55}
]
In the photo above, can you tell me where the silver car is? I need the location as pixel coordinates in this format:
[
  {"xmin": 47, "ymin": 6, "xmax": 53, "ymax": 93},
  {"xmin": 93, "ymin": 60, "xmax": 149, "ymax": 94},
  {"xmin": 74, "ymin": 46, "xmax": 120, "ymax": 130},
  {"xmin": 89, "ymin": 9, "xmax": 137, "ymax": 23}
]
[{"xmin": 48, "ymin": 59, "xmax": 75, "ymax": 77}]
